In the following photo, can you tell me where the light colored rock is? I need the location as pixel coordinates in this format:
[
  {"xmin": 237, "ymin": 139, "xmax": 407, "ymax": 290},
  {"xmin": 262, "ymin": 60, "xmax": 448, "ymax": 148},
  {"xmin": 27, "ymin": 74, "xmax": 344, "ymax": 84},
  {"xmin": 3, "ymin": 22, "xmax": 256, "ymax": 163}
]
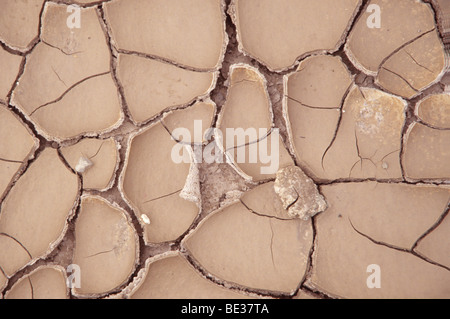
[
  {"xmin": 104, "ymin": 0, "xmax": 227, "ymax": 70},
  {"xmin": 183, "ymin": 201, "xmax": 313, "ymax": 294},
  {"xmin": 403, "ymin": 122, "xmax": 450, "ymax": 181},
  {"xmin": 61, "ymin": 138, "xmax": 119, "ymax": 191},
  {"xmin": 117, "ymin": 54, "xmax": 217, "ymax": 124},
  {"xmin": 5, "ymin": 266, "xmax": 68, "ymax": 299},
  {"xmin": 72, "ymin": 196, "xmax": 138, "ymax": 297},
  {"xmin": 230, "ymin": 0, "xmax": 361, "ymax": 71},
  {"xmin": 274, "ymin": 166, "xmax": 327, "ymax": 220}
]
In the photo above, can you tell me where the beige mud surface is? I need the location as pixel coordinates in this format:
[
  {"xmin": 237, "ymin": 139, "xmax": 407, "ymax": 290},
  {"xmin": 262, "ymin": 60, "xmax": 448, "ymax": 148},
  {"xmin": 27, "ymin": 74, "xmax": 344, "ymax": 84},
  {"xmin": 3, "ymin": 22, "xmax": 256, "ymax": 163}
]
[{"xmin": 0, "ymin": 0, "xmax": 449, "ymax": 299}]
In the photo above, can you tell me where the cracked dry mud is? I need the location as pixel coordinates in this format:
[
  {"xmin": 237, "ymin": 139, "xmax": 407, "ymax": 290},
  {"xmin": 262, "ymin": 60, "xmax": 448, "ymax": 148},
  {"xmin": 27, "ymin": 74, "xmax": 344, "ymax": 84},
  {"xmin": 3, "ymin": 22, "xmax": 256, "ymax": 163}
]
[{"xmin": 0, "ymin": 0, "xmax": 449, "ymax": 300}]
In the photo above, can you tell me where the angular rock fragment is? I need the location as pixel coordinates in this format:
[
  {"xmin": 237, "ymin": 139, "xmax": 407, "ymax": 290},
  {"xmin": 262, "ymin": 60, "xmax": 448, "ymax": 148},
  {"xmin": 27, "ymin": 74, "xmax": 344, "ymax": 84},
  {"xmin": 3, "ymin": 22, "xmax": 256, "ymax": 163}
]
[
  {"xmin": 283, "ymin": 55, "xmax": 353, "ymax": 180},
  {"xmin": 415, "ymin": 93, "xmax": 450, "ymax": 129},
  {"xmin": 117, "ymin": 54, "xmax": 217, "ymax": 124},
  {"xmin": 322, "ymin": 86, "xmax": 406, "ymax": 180},
  {"xmin": 183, "ymin": 201, "xmax": 313, "ymax": 294},
  {"xmin": 403, "ymin": 122, "xmax": 450, "ymax": 181},
  {"xmin": 61, "ymin": 138, "xmax": 119, "ymax": 191},
  {"xmin": 11, "ymin": 3, "xmax": 121, "ymax": 141},
  {"xmin": 162, "ymin": 101, "xmax": 216, "ymax": 145},
  {"xmin": 0, "ymin": 0, "xmax": 44, "ymax": 51},
  {"xmin": 104, "ymin": 0, "xmax": 227, "ymax": 70},
  {"xmin": 415, "ymin": 212, "xmax": 450, "ymax": 269},
  {"xmin": 0, "ymin": 105, "xmax": 39, "ymax": 199},
  {"xmin": 345, "ymin": 0, "xmax": 445, "ymax": 98},
  {"xmin": 72, "ymin": 196, "xmax": 138, "ymax": 297},
  {"xmin": 274, "ymin": 166, "xmax": 327, "ymax": 220},
  {"xmin": 230, "ymin": 0, "xmax": 361, "ymax": 71},
  {"xmin": 124, "ymin": 253, "xmax": 251, "ymax": 299},
  {"xmin": 0, "ymin": 149, "xmax": 79, "ymax": 288},
  {"xmin": 309, "ymin": 183, "xmax": 450, "ymax": 298},
  {"xmin": 120, "ymin": 122, "xmax": 199, "ymax": 244},
  {"xmin": 0, "ymin": 48, "xmax": 22, "ymax": 101},
  {"xmin": 5, "ymin": 266, "xmax": 68, "ymax": 299}
]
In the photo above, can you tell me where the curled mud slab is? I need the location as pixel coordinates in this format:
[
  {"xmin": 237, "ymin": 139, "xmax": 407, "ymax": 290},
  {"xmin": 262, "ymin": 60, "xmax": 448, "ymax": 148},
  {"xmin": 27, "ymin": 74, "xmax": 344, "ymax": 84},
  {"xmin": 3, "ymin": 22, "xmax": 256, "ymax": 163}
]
[{"xmin": 0, "ymin": 0, "xmax": 449, "ymax": 300}]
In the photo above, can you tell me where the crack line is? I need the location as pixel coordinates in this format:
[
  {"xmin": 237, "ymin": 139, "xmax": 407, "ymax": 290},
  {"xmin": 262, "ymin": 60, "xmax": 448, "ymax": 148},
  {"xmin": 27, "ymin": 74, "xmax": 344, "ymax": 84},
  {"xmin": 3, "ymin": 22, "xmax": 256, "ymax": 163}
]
[
  {"xmin": 404, "ymin": 50, "xmax": 434, "ymax": 73},
  {"xmin": 143, "ymin": 189, "xmax": 183, "ymax": 204},
  {"xmin": 377, "ymin": 28, "xmax": 436, "ymax": 72},
  {"xmin": 320, "ymin": 83, "xmax": 354, "ymax": 170},
  {"xmin": 29, "ymin": 71, "xmax": 110, "ymax": 116},
  {"xmin": 348, "ymin": 218, "xmax": 450, "ymax": 272},
  {"xmin": 380, "ymin": 67, "xmax": 419, "ymax": 93},
  {"xmin": 285, "ymin": 95, "xmax": 340, "ymax": 110},
  {"xmin": 84, "ymin": 248, "xmax": 115, "ymax": 259},
  {"xmin": 0, "ymin": 157, "xmax": 23, "ymax": 164},
  {"xmin": 0, "ymin": 232, "xmax": 32, "ymax": 259}
]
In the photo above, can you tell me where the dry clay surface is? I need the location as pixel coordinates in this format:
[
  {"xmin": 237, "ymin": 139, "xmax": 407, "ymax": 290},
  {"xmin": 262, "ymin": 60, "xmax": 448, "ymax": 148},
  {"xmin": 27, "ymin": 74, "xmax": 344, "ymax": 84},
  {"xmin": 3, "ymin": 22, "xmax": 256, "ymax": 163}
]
[{"xmin": 0, "ymin": 0, "xmax": 449, "ymax": 299}]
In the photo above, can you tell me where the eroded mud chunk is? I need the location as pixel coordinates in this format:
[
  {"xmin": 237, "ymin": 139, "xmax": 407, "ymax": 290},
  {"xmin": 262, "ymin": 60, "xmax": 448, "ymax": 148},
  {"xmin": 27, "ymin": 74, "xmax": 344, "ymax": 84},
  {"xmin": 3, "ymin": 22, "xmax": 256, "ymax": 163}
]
[
  {"xmin": 5, "ymin": 266, "xmax": 68, "ymax": 299},
  {"xmin": 415, "ymin": 212, "xmax": 450, "ymax": 269},
  {"xmin": 0, "ymin": 0, "xmax": 44, "ymax": 51},
  {"xmin": 72, "ymin": 196, "xmax": 137, "ymax": 296},
  {"xmin": 11, "ymin": 3, "xmax": 122, "ymax": 141},
  {"xmin": 121, "ymin": 122, "xmax": 198, "ymax": 244},
  {"xmin": 0, "ymin": 47, "xmax": 22, "ymax": 101},
  {"xmin": 283, "ymin": 55, "xmax": 353, "ymax": 180},
  {"xmin": 104, "ymin": 0, "xmax": 227, "ymax": 70},
  {"xmin": 162, "ymin": 101, "xmax": 216, "ymax": 145},
  {"xmin": 415, "ymin": 94, "xmax": 450, "ymax": 129},
  {"xmin": 184, "ymin": 201, "xmax": 313, "ymax": 294},
  {"xmin": 129, "ymin": 253, "xmax": 250, "ymax": 299},
  {"xmin": 274, "ymin": 166, "xmax": 327, "ymax": 220},
  {"xmin": 117, "ymin": 54, "xmax": 217, "ymax": 124},
  {"xmin": 309, "ymin": 182, "xmax": 450, "ymax": 298},
  {"xmin": 403, "ymin": 122, "xmax": 450, "ymax": 181},
  {"xmin": 345, "ymin": 0, "xmax": 445, "ymax": 98},
  {"xmin": 61, "ymin": 138, "xmax": 119, "ymax": 191},
  {"xmin": 217, "ymin": 64, "xmax": 293, "ymax": 181},
  {"xmin": 0, "ymin": 149, "xmax": 79, "ymax": 283},
  {"xmin": 322, "ymin": 86, "xmax": 406, "ymax": 180},
  {"xmin": 0, "ymin": 105, "xmax": 38, "ymax": 198},
  {"xmin": 230, "ymin": 0, "xmax": 361, "ymax": 71}
]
